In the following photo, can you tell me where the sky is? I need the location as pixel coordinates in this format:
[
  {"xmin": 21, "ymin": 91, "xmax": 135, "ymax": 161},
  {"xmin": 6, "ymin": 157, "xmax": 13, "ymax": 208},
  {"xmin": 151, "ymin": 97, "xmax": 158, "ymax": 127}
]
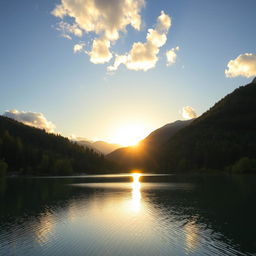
[{"xmin": 0, "ymin": 0, "xmax": 256, "ymax": 146}]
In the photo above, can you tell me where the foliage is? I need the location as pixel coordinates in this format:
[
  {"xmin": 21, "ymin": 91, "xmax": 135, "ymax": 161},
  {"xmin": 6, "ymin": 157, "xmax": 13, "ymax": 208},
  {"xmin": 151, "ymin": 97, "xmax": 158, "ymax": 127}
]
[
  {"xmin": 0, "ymin": 116, "xmax": 115, "ymax": 175},
  {"xmin": 231, "ymin": 157, "xmax": 256, "ymax": 174},
  {"xmin": 159, "ymin": 81, "xmax": 256, "ymax": 173}
]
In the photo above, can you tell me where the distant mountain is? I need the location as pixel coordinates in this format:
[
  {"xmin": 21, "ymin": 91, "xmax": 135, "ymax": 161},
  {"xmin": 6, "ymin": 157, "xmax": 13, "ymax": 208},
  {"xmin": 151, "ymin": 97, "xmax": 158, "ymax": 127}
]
[
  {"xmin": 75, "ymin": 139, "xmax": 121, "ymax": 155},
  {"xmin": 107, "ymin": 119, "xmax": 193, "ymax": 169},
  {"xmin": 75, "ymin": 139, "xmax": 102, "ymax": 154},
  {"xmin": 92, "ymin": 141, "xmax": 121, "ymax": 155},
  {"xmin": 0, "ymin": 116, "xmax": 113, "ymax": 176}
]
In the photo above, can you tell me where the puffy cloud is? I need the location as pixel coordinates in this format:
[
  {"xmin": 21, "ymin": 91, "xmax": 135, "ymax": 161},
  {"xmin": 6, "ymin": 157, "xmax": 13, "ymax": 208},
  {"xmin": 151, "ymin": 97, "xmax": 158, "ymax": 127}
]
[
  {"xmin": 166, "ymin": 46, "xmax": 179, "ymax": 66},
  {"xmin": 225, "ymin": 53, "xmax": 256, "ymax": 78},
  {"xmin": 73, "ymin": 43, "xmax": 85, "ymax": 53},
  {"xmin": 52, "ymin": 0, "xmax": 144, "ymax": 41},
  {"xmin": 182, "ymin": 106, "xmax": 197, "ymax": 120},
  {"xmin": 108, "ymin": 11, "xmax": 171, "ymax": 72},
  {"xmin": 89, "ymin": 38, "xmax": 113, "ymax": 64},
  {"xmin": 156, "ymin": 10, "xmax": 172, "ymax": 32},
  {"xmin": 3, "ymin": 110, "xmax": 56, "ymax": 133}
]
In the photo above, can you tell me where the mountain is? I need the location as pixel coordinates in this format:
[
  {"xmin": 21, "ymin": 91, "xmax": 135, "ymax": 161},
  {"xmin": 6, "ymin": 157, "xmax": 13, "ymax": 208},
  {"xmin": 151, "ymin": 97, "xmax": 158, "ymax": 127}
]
[
  {"xmin": 75, "ymin": 139, "xmax": 102, "ymax": 154},
  {"xmin": 92, "ymin": 141, "xmax": 121, "ymax": 155},
  {"xmin": 142, "ymin": 119, "xmax": 194, "ymax": 147},
  {"xmin": 107, "ymin": 119, "xmax": 193, "ymax": 170},
  {"xmin": 74, "ymin": 139, "xmax": 121, "ymax": 155},
  {"xmin": 0, "ymin": 116, "xmax": 113, "ymax": 176},
  {"xmin": 160, "ymin": 78, "xmax": 256, "ymax": 173},
  {"xmin": 108, "ymin": 78, "xmax": 256, "ymax": 174}
]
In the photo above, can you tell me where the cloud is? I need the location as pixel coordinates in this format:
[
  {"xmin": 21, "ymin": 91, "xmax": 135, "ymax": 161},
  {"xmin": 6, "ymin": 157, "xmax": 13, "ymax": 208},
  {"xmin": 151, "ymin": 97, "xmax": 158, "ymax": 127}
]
[
  {"xmin": 108, "ymin": 11, "xmax": 171, "ymax": 72},
  {"xmin": 166, "ymin": 46, "xmax": 179, "ymax": 66},
  {"xmin": 225, "ymin": 53, "xmax": 256, "ymax": 78},
  {"xmin": 3, "ymin": 110, "xmax": 56, "ymax": 133},
  {"xmin": 89, "ymin": 38, "xmax": 113, "ymax": 64},
  {"xmin": 56, "ymin": 21, "xmax": 83, "ymax": 37},
  {"xmin": 73, "ymin": 43, "xmax": 85, "ymax": 53},
  {"xmin": 52, "ymin": 0, "xmax": 144, "ymax": 41},
  {"xmin": 182, "ymin": 106, "xmax": 197, "ymax": 120}
]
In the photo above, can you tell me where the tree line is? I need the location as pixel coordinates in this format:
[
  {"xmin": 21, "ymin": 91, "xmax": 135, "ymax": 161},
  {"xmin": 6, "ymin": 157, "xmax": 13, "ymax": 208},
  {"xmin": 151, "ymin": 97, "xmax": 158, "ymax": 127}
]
[{"xmin": 0, "ymin": 116, "xmax": 115, "ymax": 176}]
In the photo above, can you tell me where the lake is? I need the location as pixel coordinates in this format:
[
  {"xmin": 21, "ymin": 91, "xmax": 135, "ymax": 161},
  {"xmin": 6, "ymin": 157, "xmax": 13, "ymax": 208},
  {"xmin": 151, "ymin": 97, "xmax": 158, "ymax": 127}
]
[{"xmin": 0, "ymin": 174, "xmax": 255, "ymax": 255}]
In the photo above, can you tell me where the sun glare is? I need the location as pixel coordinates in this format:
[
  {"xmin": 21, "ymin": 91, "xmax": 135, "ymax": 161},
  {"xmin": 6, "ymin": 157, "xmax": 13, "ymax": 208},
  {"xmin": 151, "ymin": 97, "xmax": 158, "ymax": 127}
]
[{"xmin": 111, "ymin": 124, "xmax": 150, "ymax": 146}]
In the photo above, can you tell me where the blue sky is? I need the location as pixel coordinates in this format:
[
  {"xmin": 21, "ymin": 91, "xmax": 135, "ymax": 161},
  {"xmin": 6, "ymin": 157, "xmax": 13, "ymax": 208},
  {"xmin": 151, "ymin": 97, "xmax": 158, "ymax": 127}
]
[{"xmin": 0, "ymin": 0, "xmax": 256, "ymax": 145}]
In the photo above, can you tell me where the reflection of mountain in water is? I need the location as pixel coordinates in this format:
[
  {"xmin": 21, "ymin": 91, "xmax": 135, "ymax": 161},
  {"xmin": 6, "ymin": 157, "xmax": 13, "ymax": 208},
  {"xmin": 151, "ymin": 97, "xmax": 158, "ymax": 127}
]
[{"xmin": 0, "ymin": 175, "xmax": 255, "ymax": 255}]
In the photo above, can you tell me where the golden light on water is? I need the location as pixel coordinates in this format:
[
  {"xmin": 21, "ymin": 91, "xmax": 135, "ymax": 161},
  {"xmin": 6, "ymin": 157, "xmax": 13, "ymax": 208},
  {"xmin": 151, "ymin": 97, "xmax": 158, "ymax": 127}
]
[
  {"xmin": 130, "ymin": 173, "xmax": 142, "ymax": 213},
  {"xmin": 184, "ymin": 221, "xmax": 200, "ymax": 251},
  {"xmin": 35, "ymin": 212, "xmax": 55, "ymax": 245}
]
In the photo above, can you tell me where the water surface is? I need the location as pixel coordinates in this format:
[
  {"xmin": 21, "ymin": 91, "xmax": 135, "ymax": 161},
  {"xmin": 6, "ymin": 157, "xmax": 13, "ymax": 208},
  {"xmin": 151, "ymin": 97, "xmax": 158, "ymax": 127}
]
[{"xmin": 0, "ymin": 174, "xmax": 255, "ymax": 255}]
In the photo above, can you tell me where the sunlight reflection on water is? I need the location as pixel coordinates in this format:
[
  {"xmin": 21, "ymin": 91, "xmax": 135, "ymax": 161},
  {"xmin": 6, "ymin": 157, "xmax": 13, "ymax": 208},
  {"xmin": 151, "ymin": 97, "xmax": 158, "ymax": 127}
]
[
  {"xmin": 130, "ymin": 173, "xmax": 141, "ymax": 213},
  {"xmin": 0, "ymin": 175, "xmax": 255, "ymax": 256}
]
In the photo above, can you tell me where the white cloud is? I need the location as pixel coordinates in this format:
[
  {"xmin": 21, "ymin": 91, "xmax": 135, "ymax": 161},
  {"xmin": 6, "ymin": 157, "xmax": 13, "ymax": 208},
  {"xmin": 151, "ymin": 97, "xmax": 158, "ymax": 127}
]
[
  {"xmin": 182, "ymin": 106, "xmax": 197, "ymax": 120},
  {"xmin": 52, "ymin": 2, "xmax": 174, "ymax": 70},
  {"xmin": 52, "ymin": 0, "xmax": 145, "ymax": 64},
  {"xmin": 166, "ymin": 46, "xmax": 179, "ymax": 66},
  {"xmin": 89, "ymin": 38, "xmax": 113, "ymax": 64},
  {"xmin": 52, "ymin": 0, "xmax": 144, "ymax": 41},
  {"xmin": 3, "ymin": 110, "xmax": 56, "ymax": 133},
  {"xmin": 73, "ymin": 43, "xmax": 85, "ymax": 53},
  {"xmin": 225, "ymin": 53, "xmax": 256, "ymax": 78},
  {"xmin": 108, "ymin": 11, "xmax": 171, "ymax": 72}
]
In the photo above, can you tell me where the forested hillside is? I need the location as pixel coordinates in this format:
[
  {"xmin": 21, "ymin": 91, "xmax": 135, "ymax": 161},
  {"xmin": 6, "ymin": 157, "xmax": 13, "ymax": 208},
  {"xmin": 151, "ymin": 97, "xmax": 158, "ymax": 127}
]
[
  {"xmin": 160, "ymin": 79, "xmax": 256, "ymax": 173},
  {"xmin": 107, "ymin": 119, "xmax": 193, "ymax": 170},
  {"xmin": 0, "ymin": 116, "xmax": 112, "ymax": 176},
  {"xmin": 108, "ymin": 79, "xmax": 256, "ymax": 173}
]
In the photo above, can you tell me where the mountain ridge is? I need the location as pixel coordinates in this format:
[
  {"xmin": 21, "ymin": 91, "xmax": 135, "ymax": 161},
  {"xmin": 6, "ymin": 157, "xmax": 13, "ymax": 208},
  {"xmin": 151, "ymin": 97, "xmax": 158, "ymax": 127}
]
[{"xmin": 108, "ymin": 78, "xmax": 256, "ymax": 173}]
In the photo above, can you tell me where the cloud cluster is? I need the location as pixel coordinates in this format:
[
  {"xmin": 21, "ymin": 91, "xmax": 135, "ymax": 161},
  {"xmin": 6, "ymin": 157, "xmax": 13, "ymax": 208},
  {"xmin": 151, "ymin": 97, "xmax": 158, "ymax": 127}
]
[
  {"xmin": 166, "ymin": 46, "xmax": 179, "ymax": 66},
  {"xmin": 108, "ymin": 11, "xmax": 171, "ymax": 71},
  {"xmin": 52, "ymin": 0, "xmax": 145, "ymax": 64},
  {"xmin": 182, "ymin": 106, "xmax": 197, "ymax": 120},
  {"xmin": 89, "ymin": 38, "xmax": 113, "ymax": 64},
  {"xmin": 225, "ymin": 53, "xmax": 256, "ymax": 78},
  {"xmin": 3, "ymin": 110, "xmax": 56, "ymax": 133},
  {"xmin": 73, "ymin": 43, "xmax": 85, "ymax": 53},
  {"xmin": 52, "ymin": 2, "xmax": 176, "ymax": 71}
]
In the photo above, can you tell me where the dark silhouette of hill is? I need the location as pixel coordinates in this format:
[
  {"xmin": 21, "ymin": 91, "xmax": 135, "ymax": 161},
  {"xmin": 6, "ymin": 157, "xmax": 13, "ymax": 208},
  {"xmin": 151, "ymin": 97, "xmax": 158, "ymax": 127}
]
[
  {"xmin": 108, "ymin": 78, "xmax": 256, "ymax": 173},
  {"xmin": 160, "ymin": 78, "xmax": 256, "ymax": 173},
  {"xmin": 143, "ymin": 119, "xmax": 194, "ymax": 146},
  {"xmin": 107, "ymin": 119, "xmax": 193, "ymax": 170},
  {"xmin": 0, "ymin": 116, "xmax": 112, "ymax": 176}
]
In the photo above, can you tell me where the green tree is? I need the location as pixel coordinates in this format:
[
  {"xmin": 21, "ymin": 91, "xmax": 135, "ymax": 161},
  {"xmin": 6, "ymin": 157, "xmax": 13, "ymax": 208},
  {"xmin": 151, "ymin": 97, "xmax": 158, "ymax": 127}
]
[
  {"xmin": 232, "ymin": 157, "xmax": 256, "ymax": 173},
  {"xmin": 53, "ymin": 159, "xmax": 73, "ymax": 175}
]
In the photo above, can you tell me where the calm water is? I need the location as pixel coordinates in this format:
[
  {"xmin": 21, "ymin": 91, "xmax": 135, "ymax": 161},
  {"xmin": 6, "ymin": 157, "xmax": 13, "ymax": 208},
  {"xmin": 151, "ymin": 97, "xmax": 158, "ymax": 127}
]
[{"xmin": 0, "ymin": 174, "xmax": 256, "ymax": 256}]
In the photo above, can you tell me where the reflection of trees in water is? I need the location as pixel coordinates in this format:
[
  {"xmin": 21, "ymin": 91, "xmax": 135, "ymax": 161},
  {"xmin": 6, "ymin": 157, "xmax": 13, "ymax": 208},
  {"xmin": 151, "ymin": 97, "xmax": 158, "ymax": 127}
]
[
  {"xmin": 1, "ymin": 176, "xmax": 256, "ymax": 255},
  {"xmin": 0, "ymin": 178, "xmax": 93, "ymax": 224},
  {"xmin": 148, "ymin": 175, "xmax": 256, "ymax": 255}
]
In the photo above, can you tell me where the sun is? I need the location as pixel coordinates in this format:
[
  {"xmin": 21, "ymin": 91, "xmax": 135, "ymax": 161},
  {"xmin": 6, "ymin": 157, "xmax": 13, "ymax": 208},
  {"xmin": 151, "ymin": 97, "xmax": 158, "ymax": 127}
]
[{"xmin": 111, "ymin": 124, "xmax": 151, "ymax": 146}]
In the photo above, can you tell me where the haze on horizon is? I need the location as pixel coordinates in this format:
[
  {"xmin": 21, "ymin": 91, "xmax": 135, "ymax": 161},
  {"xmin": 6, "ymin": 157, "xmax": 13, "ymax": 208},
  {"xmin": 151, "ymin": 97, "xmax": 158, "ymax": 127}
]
[{"xmin": 0, "ymin": 0, "xmax": 256, "ymax": 146}]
